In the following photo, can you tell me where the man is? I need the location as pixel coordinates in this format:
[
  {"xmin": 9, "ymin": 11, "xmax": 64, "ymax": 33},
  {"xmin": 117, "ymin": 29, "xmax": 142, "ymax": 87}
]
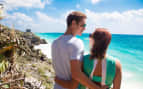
[{"xmin": 52, "ymin": 11, "xmax": 106, "ymax": 89}]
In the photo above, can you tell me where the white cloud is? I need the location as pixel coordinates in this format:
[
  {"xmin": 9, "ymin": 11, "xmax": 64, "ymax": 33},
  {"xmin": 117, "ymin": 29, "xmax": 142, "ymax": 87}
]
[
  {"xmin": 4, "ymin": 0, "xmax": 52, "ymax": 10},
  {"xmin": 2, "ymin": 9, "xmax": 143, "ymax": 34},
  {"xmin": 91, "ymin": 0, "xmax": 100, "ymax": 4},
  {"xmin": 31, "ymin": 12, "xmax": 65, "ymax": 32},
  {"xmin": 2, "ymin": 12, "xmax": 33, "ymax": 31},
  {"xmin": 76, "ymin": 4, "xmax": 80, "ymax": 9},
  {"xmin": 2, "ymin": 11, "xmax": 66, "ymax": 32},
  {"xmin": 84, "ymin": 9, "xmax": 143, "ymax": 34}
]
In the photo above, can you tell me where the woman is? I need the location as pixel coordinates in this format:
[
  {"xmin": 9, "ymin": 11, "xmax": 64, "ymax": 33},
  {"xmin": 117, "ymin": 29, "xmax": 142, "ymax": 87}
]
[{"xmin": 55, "ymin": 28, "xmax": 122, "ymax": 89}]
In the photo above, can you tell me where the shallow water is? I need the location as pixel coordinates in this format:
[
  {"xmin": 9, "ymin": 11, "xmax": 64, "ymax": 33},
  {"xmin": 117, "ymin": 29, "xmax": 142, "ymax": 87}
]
[{"xmin": 35, "ymin": 33, "xmax": 143, "ymax": 89}]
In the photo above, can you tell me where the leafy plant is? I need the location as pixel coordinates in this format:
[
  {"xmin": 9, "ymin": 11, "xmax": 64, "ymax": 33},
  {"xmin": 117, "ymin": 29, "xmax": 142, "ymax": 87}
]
[{"xmin": 0, "ymin": 54, "xmax": 9, "ymax": 73}]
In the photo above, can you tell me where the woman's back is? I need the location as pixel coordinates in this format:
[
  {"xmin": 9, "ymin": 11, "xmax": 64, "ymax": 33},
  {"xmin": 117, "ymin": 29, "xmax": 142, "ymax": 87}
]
[{"xmin": 78, "ymin": 54, "xmax": 116, "ymax": 89}]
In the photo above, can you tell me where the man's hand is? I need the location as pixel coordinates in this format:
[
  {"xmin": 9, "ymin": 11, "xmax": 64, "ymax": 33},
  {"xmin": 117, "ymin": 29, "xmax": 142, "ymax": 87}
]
[
  {"xmin": 101, "ymin": 85, "xmax": 109, "ymax": 89},
  {"xmin": 54, "ymin": 76, "xmax": 78, "ymax": 89},
  {"xmin": 90, "ymin": 85, "xmax": 108, "ymax": 89}
]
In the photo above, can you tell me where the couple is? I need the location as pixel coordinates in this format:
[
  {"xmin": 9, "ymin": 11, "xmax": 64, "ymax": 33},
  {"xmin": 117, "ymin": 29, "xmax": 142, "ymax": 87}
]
[{"xmin": 52, "ymin": 11, "xmax": 122, "ymax": 89}]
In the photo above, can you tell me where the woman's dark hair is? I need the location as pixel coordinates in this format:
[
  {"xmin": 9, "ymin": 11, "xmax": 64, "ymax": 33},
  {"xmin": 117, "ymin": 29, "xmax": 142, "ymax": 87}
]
[
  {"xmin": 90, "ymin": 28, "xmax": 112, "ymax": 60},
  {"xmin": 66, "ymin": 11, "xmax": 87, "ymax": 27}
]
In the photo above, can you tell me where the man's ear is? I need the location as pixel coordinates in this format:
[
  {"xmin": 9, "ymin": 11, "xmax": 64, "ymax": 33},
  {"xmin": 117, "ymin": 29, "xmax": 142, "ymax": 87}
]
[{"xmin": 71, "ymin": 20, "xmax": 76, "ymax": 26}]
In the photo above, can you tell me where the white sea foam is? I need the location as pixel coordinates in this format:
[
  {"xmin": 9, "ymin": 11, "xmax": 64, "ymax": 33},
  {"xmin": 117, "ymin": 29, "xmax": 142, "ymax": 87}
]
[
  {"xmin": 120, "ymin": 70, "xmax": 142, "ymax": 89},
  {"xmin": 34, "ymin": 43, "xmax": 52, "ymax": 59},
  {"xmin": 123, "ymin": 71, "xmax": 134, "ymax": 78},
  {"xmin": 121, "ymin": 81, "xmax": 142, "ymax": 89}
]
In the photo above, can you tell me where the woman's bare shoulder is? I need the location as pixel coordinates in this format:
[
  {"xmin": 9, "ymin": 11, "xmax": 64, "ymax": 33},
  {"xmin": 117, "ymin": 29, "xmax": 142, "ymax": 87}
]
[{"xmin": 115, "ymin": 59, "xmax": 122, "ymax": 72}]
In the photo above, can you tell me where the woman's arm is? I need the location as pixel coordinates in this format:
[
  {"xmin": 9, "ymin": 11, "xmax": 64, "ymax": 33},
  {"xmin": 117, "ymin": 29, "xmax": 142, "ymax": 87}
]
[
  {"xmin": 113, "ymin": 59, "xmax": 122, "ymax": 89},
  {"xmin": 55, "ymin": 76, "xmax": 79, "ymax": 89}
]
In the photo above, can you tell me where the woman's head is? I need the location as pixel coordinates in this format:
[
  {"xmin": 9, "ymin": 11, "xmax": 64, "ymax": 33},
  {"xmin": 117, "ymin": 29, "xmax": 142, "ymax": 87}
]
[{"xmin": 90, "ymin": 28, "xmax": 112, "ymax": 60}]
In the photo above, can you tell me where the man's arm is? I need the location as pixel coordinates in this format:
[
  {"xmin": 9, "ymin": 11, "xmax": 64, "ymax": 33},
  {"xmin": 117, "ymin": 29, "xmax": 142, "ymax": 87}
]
[
  {"xmin": 70, "ymin": 60, "xmax": 105, "ymax": 89},
  {"xmin": 54, "ymin": 60, "xmax": 108, "ymax": 89},
  {"xmin": 55, "ymin": 77, "xmax": 78, "ymax": 89},
  {"xmin": 54, "ymin": 60, "xmax": 84, "ymax": 89},
  {"xmin": 113, "ymin": 59, "xmax": 122, "ymax": 89}
]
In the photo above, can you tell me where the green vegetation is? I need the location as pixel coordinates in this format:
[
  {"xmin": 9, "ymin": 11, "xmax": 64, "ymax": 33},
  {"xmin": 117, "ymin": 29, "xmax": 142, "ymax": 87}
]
[{"xmin": 0, "ymin": 24, "xmax": 54, "ymax": 89}]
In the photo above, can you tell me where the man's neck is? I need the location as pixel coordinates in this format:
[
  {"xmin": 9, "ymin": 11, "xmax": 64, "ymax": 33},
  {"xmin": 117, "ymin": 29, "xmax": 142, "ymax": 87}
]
[{"xmin": 64, "ymin": 28, "xmax": 76, "ymax": 36}]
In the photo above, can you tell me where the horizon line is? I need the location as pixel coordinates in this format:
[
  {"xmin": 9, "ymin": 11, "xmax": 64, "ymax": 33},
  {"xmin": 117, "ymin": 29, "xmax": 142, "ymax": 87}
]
[{"xmin": 34, "ymin": 32, "xmax": 143, "ymax": 36}]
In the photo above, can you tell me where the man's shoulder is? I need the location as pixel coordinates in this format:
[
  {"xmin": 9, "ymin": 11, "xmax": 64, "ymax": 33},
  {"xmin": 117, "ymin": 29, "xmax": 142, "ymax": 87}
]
[
  {"xmin": 73, "ymin": 37, "xmax": 82, "ymax": 41},
  {"xmin": 52, "ymin": 35, "xmax": 64, "ymax": 44},
  {"xmin": 68, "ymin": 38, "xmax": 84, "ymax": 49},
  {"xmin": 52, "ymin": 37, "xmax": 62, "ymax": 47},
  {"xmin": 70, "ymin": 37, "xmax": 83, "ymax": 44},
  {"xmin": 52, "ymin": 39, "xmax": 58, "ymax": 46}
]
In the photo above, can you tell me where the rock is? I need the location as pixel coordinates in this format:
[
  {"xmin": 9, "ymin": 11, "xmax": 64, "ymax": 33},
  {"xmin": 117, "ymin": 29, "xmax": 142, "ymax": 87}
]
[
  {"xmin": 0, "ymin": 24, "xmax": 54, "ymax": 89},
  {"xmin": 22, "ymin": 32, "xmax": 47, "ymax": 46},
  {"xmin": 25, "ymin": 77, "xmax": 43, "ymax": 89},
  {"xmin": 40, "ymin": 39, "xmax": 47, "ymax": 44},
  {"xmin": 40, "ymin": 54, "xmax": 47, "ymax": 61}
]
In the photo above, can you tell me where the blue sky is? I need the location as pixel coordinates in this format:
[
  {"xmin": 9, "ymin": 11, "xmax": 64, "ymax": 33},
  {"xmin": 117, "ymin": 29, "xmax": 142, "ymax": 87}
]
[{"xmin": 1, "ymin": 0, "xmax": 143, "ymax": 34}]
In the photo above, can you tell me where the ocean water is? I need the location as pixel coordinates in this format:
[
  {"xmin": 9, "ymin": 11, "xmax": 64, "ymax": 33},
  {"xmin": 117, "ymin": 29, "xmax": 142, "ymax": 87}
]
[{"xmin": 35, "ymin": 33, "xmax": 143, "ymax": 89}]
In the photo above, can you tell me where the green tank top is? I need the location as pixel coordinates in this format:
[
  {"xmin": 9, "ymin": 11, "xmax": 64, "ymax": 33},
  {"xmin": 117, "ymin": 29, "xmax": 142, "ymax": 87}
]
[{"xmin": 78, "ymin": 54, "xmax": 116, "ymax": 89}]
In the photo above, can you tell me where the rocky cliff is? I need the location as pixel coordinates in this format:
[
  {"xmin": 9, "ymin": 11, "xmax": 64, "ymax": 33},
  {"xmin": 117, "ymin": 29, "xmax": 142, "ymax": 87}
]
[{"xmin": 0, "ymin": 24, "xmax": 54, "ymax": 89}]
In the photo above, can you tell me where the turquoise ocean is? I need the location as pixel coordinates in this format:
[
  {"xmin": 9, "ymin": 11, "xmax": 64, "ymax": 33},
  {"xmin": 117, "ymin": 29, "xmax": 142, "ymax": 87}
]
[{"xmin": 35, "ymin": 33, "xmax": 143, "ymax": 89}]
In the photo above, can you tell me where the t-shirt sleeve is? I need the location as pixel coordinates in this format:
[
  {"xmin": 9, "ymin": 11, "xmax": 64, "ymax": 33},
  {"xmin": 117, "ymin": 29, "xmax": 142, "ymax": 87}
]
[{"xmin": 68, "ymin": 41, "xmax": 84, "ymax": 61}]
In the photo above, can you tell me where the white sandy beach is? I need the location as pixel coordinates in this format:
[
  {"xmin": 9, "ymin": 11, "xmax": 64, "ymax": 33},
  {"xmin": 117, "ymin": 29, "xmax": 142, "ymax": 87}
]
[{"xmin": 34, "ymin": 43, "xmax": 52, "ymax": 59}]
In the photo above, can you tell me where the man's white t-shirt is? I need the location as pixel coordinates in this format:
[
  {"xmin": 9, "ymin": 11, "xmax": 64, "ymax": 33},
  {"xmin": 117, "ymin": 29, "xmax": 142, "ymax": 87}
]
[{"xmin": 52, "ymin": 35, "xmax": 84, "ymax": 89}]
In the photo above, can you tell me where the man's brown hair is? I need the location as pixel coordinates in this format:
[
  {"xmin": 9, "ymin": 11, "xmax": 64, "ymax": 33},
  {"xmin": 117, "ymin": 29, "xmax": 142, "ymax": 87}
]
[
  {"xmin": 66, "ymin": 11, "xmax": 87, "ymax": 27},
  {"xmin": 90, "ymin": 28, "xmax": 112, "ymax": 60}
]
